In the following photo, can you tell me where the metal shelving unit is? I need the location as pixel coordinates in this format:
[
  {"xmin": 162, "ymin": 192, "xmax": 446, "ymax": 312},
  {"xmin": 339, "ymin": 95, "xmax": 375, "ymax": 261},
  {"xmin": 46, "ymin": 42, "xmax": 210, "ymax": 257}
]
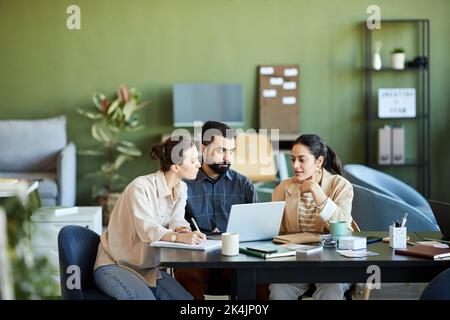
[{"xmin": 364, "ymin": 19, "xmax": 430, "ymax": 197}]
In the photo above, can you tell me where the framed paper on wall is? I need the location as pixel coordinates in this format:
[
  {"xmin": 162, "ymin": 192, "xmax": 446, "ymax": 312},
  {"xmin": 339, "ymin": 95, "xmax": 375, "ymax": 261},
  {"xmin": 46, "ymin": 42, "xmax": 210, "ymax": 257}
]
[{"xmin": 378, "ymin": 88, "xmax": 416, "ymax": 118}]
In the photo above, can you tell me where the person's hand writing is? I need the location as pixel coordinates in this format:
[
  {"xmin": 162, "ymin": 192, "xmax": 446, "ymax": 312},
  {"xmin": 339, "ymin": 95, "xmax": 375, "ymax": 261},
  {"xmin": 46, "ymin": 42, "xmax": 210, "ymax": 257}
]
[
  {"xmin": 193, "ymin": 230, "xmax": 206, "ymax": 242},
  {"xmin": 176, "ymin": 232, "xmax": 206, "ymax": 245},
  {"xmin": 174, "ymin": 226, "xmax": 191, "ymax": 233}
]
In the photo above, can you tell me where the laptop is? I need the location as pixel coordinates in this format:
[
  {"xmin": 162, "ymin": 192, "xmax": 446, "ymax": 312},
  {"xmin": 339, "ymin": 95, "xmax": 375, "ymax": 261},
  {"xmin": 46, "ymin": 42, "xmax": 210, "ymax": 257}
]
[
  {"xmin": 429, "ymin": 200, "xmax": 450, "ymax": 240},
  {"xmin": 206, "ymin": 201, "xmax": 285, "ymax": 242}
]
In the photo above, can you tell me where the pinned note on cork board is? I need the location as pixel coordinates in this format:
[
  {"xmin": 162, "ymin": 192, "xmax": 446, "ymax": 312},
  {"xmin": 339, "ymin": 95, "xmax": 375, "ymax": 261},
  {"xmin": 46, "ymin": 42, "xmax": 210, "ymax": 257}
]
[{"xmin": 258, "ymin": 64, "xmax": 300, "ymax": 134}]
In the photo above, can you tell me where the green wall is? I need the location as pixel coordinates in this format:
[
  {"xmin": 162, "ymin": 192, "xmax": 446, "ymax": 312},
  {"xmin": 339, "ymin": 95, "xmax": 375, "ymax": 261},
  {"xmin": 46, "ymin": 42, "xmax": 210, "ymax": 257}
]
[{"xmin": 1, "ymin": 0, "xmax": 449, "ymax": 204}]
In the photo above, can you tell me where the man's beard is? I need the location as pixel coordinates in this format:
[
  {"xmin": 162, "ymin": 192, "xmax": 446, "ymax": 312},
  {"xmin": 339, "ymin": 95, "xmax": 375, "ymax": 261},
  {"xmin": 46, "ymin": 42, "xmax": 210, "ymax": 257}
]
[{"xmin": 207, "ymin": 162, "xmax": 231, "ymax": 175}]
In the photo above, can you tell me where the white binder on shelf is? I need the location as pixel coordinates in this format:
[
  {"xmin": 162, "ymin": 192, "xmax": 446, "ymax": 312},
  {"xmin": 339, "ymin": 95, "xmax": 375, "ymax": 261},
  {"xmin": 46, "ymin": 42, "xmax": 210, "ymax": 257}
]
[
  {"xmin": 392, "ymin": 126, "xmax": 405, "ymax": 164},
  {"xmin": 378, "ymin": 125, "xmax": 392, "ymax": 165}
]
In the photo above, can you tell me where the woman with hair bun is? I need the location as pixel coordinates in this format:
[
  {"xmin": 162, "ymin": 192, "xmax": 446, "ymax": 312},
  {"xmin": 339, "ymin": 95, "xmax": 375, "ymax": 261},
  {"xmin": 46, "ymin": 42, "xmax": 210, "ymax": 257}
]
[
  {"xmin": 93, "ymin": 136, "xmax": 203, "ymax": 300},
  {"xmin": 269, "ymin": 134, "xmax": 354, "ymax": 300}
]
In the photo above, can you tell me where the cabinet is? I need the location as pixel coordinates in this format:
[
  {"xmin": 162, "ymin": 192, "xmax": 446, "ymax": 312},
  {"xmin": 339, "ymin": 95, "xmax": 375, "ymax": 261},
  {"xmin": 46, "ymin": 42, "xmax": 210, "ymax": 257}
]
[
  {"xmin": 364, "ymin": 19, "xmax": 430, "ymax": 197},
  {"xmin": 31, "ymin": 207, "xmax": 102, "ymax": 291}
]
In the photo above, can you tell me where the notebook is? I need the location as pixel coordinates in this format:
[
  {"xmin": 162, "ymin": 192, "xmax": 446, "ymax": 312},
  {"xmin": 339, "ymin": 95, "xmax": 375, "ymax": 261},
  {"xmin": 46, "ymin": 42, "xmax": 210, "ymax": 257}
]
[
  {"xmin": 239, "ymin": 243, "xmax": 296, "ymax": 259},
  {"xmin": 283, "ymin": 243, "xmax": 323, "ymax": 255},
  {"xmin": 272, "ymin": 232, "xmax": 321, "ymax": 244},
  {"xmin": 150, "ymin": 239, "xmax": 221, "ymax": 251},
  {"xmin": 395, "ymin": 245, "xmax": 450, "ymax": 260}
]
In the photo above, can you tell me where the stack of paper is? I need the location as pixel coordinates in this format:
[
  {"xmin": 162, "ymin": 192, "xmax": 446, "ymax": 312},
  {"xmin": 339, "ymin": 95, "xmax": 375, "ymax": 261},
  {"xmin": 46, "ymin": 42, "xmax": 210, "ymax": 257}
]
[
  {"xmin": 283, "ymin": 243, "xmax": 323, "ymax": 255},
  {"xmin": 336, "ymin": 250, "xmax": 379, "ymax": 258},
  {"xmin": 273, "ymin": 232, "xmax": 321, "ymax": 244},
  {"xmin": 150, "ymin": 239, "xmax": 221, "ymax": 251}
]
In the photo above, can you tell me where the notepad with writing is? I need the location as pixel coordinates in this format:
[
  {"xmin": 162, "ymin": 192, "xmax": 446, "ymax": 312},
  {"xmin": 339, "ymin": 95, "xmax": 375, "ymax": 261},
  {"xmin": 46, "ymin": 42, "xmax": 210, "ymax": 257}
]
[
  {"xmin": 395, "ymin": 245, "xmax": 450, "ymax": 260},
  {"xmin": 150, "ymin": 239, "xmax": 221, "ymax": 251},
  {"xmin": 273, "ymin": 232, "xmax": 321, "ymax": 244},
  {"xmin": 239, "ymin": 244, "xmax": 296, "ymax": 259}
]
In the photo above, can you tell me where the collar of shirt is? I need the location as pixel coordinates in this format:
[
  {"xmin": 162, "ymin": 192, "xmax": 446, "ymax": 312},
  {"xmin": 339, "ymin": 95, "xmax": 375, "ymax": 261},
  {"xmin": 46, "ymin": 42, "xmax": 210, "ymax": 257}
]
[
  {"xmin": 155, "ymin": 170, "xmax": 182, "ymax": 201},
  {"xmin": 196, "ymin": 167, "xmax": 233, "ymax": 183}
]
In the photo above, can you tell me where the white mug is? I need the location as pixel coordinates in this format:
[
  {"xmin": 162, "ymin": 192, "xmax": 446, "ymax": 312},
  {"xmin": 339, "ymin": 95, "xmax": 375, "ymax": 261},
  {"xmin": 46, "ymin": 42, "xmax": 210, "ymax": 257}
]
[{"xmin": 221, "ymin": 232, "xmax": 239, "ymax": 256}]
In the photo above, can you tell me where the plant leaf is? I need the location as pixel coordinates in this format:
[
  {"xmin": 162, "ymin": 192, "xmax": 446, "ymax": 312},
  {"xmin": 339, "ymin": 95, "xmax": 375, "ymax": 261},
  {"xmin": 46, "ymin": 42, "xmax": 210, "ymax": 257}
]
[
  {"xmin": 107, "ymin": 124, "xmax": 120, "ymax": 133},
  {"xmin": 78, "ymin": 149, "xmax": 104, "ymax": 156},
  {"xmin": 122, "ymin": 101, "xmax": 137, "ymax": 122},
  {"xmin": 77, "ymin": 108, "xmax": 103, "ymax": 119},
  {"xmin": 125, "ymin": 125, "xmax": 145, "ymax": 132},
  {"xmin": 101, "ymin": 162, "xmax": 114, "ymax": 173},
  {"xmin": 116, "ymin": 145, "xmax": 142, "ymax": 157},
  {"xmin": 111, "ymin": 107, "xmax": 124, "ymax": 121},
  {"xmin": 114, "ymin": 154, "xmax": 130, "ymax": 170},
  {"xmin": 92, "ymin": 92, "xmax": 107, "ymax": 111},
  {"xmin": 123, "ymin": 100, "xmax": 149, "ymax": 122},
  {"xmin": 92, "ymin": 123, "xmax": 113, "ymax": 144},
  {"xmin": 119, "ymin": 140, "xmax": 136, "ymax": 147},
  {"xmin": 107, "ymin": 99, "xmax": 120, "ymax": 115}
]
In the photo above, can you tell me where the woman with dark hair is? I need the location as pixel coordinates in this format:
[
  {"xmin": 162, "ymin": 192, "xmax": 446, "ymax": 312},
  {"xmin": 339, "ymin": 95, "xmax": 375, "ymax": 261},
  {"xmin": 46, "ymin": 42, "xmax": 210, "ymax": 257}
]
[
  {"xmin": 269, "ymin": 134, "xmax": 354, "ymax": 300},
  {"xmin": 93, "ymin": 136, "xmax": 204, "ymax": 300}
]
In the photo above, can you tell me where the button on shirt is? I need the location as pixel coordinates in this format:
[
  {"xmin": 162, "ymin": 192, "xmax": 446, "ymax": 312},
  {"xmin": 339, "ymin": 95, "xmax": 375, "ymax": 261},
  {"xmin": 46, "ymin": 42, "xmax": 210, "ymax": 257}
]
[{"xmin": 184, "ymin": 168, "xmax": 259, "ymax": 233}]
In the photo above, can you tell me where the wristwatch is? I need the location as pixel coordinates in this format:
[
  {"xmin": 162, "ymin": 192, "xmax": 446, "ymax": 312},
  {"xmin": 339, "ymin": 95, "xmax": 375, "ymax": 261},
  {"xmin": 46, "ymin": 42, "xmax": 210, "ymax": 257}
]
[{"xmin": 170, "ymin": 232, "xmax": 178, "ymax": 242}]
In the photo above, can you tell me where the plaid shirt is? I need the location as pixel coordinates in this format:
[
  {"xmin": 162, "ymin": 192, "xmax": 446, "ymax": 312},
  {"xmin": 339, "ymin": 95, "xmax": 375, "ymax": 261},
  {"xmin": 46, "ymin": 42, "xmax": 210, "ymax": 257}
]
[{"xmin": 184, "ymin": 168, "xmax": 259, "ymax": 233}]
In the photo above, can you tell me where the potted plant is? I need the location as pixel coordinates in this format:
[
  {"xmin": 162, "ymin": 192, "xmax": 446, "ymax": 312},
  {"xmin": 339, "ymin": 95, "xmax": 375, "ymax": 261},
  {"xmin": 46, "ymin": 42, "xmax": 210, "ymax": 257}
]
[
  {"xmin": 78, "ymin": 85, "xmax": 149, "ymax": 225},
  {"xmin": 1, "ymin": 193, "xmax": 59, "ymax": 299},
  {"xmin": 391, "ymin": 48, "xmax": 406, "ymax": 70}
]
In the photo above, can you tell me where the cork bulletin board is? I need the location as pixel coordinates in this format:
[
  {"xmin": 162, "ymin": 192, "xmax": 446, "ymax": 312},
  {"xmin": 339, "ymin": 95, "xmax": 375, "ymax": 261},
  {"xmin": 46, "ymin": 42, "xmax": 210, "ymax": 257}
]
[{"xmin": 258, "ymin": 64, "xmax": 300, "ymax": 134}]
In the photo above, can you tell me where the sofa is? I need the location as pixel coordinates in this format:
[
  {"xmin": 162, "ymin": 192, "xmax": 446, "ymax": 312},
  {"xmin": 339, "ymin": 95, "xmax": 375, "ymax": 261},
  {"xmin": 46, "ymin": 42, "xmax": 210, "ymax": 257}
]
[
  {"xmin": 344, "ymin": 164, "xmax": 436, "ymax": 224},
  {"xmin": 0, "ymin": 116, "xmax": 76, "ymax": 206}
]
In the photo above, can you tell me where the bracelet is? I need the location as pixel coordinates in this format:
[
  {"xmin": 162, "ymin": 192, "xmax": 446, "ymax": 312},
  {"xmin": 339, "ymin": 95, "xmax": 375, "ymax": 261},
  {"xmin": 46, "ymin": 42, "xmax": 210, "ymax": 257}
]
[
  {"xmin": 316, "ymin": 197, "xmax": 328, "ymax": 210},
  {"xmin": 174, "ymin": 226, "xmax": 191, "ymax": 233}
]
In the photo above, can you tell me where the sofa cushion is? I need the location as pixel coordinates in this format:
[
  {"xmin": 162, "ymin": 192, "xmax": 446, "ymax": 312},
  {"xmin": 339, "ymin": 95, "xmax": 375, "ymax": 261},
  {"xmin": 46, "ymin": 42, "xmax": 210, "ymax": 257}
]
[
  {"xmin": 0, "ymin": 172, "xmax": 58, "ymax": 198},
  {"xmin": 0, "ymin": 116, "xmax": 67, "ymax": 172}
]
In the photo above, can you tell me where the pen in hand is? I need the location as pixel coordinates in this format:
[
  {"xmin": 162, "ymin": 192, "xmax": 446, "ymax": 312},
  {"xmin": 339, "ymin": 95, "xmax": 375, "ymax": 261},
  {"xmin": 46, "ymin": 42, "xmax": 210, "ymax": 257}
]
[
  {"xmin": 191, "ymin": 218, "xmax": 206, "ymax": 243},
  {"xmin": 191, "ymin": 218, "xmax": 200, "ymax": 232}
]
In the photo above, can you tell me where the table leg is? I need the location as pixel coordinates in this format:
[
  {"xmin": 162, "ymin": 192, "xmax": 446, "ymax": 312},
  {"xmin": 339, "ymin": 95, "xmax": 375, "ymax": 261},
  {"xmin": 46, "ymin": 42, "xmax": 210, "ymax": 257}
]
[{"xmin": 231, "ymin": 268, "xmax": 256, "ymax": 300}]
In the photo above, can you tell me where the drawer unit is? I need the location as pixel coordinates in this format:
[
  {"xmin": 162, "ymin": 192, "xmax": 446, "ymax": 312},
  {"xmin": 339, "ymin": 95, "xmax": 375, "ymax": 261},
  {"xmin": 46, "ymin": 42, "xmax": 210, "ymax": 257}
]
[{"xmin": 31, "ymin": 206, "xmax": 102, "ymax": 293}]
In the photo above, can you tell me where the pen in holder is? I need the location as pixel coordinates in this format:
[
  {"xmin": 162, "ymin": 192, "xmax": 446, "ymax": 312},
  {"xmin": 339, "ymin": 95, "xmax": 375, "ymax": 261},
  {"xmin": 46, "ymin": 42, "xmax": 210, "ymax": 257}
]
[{"xmin": 389, "ymin": 225, "xmax": 407, "ymax": 249}]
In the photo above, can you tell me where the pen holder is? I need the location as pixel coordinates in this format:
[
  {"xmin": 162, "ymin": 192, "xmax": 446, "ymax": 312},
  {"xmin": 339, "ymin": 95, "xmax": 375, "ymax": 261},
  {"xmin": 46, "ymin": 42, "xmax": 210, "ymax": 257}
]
[{"xmin": 389, "ymin": 226, "xmax": 407, "ymax": 249}]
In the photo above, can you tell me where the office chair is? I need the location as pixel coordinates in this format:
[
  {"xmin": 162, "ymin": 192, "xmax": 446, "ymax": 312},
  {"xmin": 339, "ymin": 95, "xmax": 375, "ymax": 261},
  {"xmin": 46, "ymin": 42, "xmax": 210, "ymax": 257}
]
[
  {"xmin": 420, "ymin": 268, "xmax": 450, "ymax": 300},
  {"xmin": 352, "ymin": 184, "xmax": 439, "ymax": 231},
  {"xmin": 58, "ymin": 225, "xmax": 114, "ymax": 300},
  {"xmin": 343, "ymin": 164, "xmax": 435, "ymax": 224}
]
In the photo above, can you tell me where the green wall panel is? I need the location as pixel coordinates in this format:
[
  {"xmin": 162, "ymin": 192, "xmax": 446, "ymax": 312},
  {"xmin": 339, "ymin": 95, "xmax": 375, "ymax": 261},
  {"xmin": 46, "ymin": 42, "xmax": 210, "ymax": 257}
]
[{"xmin": 0, "ymin": 0, "xmax": 448, "ymax": 204}]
